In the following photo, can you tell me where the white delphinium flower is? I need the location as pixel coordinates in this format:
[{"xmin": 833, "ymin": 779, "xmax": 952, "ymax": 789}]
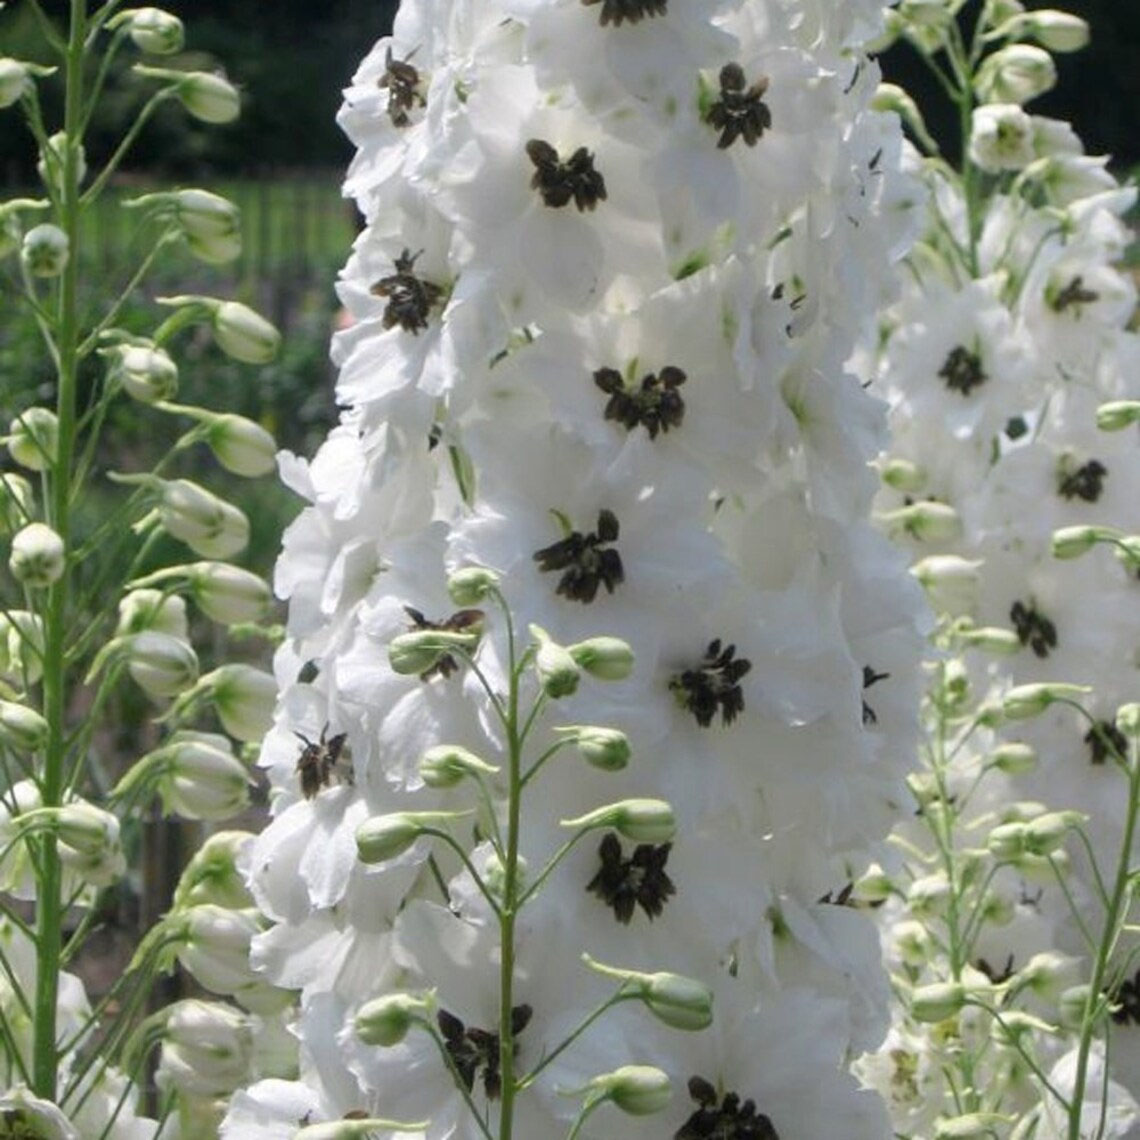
[{"xmin": 229, "ymin": 2, "xmax": 928, "ymax": 1137}]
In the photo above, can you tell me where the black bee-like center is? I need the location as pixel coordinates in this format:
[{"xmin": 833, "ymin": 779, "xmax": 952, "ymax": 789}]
[
  {"xmin": 938, "ymin": 345, "xmax": 987, "ymax": 396},
  {"xmin": 581, "ymin": 0, "xmax": 668, "ymax": 26},
  {"xmin": 1084, "ymin": 719, "xmax": 1127, "ymax": 765},
  {"xmin": 704, "ymin": 62, "xmax": 772, "ymax": 149},
  {"xmin": 669, "ymin": 638, "xmax": 752, "ymax": 727},
  {"xmin": 676, "ymin": 1076, "xmax": 780, "ymax": 1140},
  {"xmin": 532, "ymin": 509, "xmax": 624, "ymax": 603},
  {"xmin": 378, "ymin": 47, "xmax": 425, "ymax": 127},
  {"xmin": 1050, "ymin": 274, "xmax": 1099, "ymax": 313},
  {"xmin": 1057, "ymin": 458, "xmax": 1107, "ymax": 502},
  {"xmin": 295, "ymin": 726, "xmax": 350, "ymax": 799},
  {"xmin": 1010, "ymin": 599, "xmax": 1058, "ymax": 659},
  {"xmin": 437, "ymin": 1005, "xmax": 532, "ymax": 1100},
  {"xmin": 371, "ymin": 248, "xmax": 444, "ymax": 334},
  {"xmin": 593, "ymin": 365, "xmax": 687, "ymax": 439},
  {"xmin": 861, "ymin": 664, "xmax": 890, "ymax": 727},
  {"xmin": 526, "ymin": 138, "xmax": 608, "ymax": 211},
  {"xmin": 586, "ymin": 832, "xmax": 676, "ymax": 923}
]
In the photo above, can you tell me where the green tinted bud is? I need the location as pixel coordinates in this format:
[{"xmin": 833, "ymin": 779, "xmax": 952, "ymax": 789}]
[
  {"xmin": 567, "ymin": 636, "xmax": 634, "ymax": 681},
  {"xmin": 554, "ymin": 725, "xmax": 631, "ymax": 771},
  {"xmin": 1096, "ymin": 400, "xmax": 1140, "ymax": 431},
  {"xmin": 911, "ymin": 982, "xmax": 966, "ymax": 1023},
  {"xmin": 173, "ymin": 830, "xmax": 255, "ymax": 910},
  {"xmin": 530, "ymin": 625, "xmax": 580, "ymax": 698},
  {"xmin": 1051, "ymin": 524, "xmax": 1118, "ymax": 559},
  {"xmin": 878, "ymin": 501, "xmax": 962, "ymax": 542},
  {"xmin": 447, "ymin": 566, "xmax": 500, "ymax": 606},
  {"xmin": 989, "ymin": 741, "xmax": 1036, "ymax": 773},
  {"xmin": 987, "ymin": 822, "xmax": 1027, "ymax": 860},
  {"xmin": 879, "ymin": 456, "xmax": 927, "ymax": 493},
  {"xmin": 127, "ymin": 631, "xmax": 199, "ymax": 698},
  {"xmin": 561, "ymin": 799, "xmax": 676, "ymax": 843},
  {"xmin": 21, "ymin": 223, "xmax": 69, "ymax": 276},
  {"xmin": 111, "ymin": 7, "xmax": 186, "ymax": 54},
  {"xmin": 108, "ymin": 344, "xmax": 180, "ymax": 403},
  {"xmin": 1002, "ymin": 682, "xmax": 1090, "ymax": 719},
  {"xmin": 212, "ymin": 300, "xmax": 280, "ymax": 362},
  {"xmin": 355, "ymin": 992, "xmax": 436, "ymax": 1046},
  {"xmin": 389, "ymin": 629, "xmax": 479, "ymax": 676},
  {"xmin": 976, "ymin": 44, "xmax": 1057, "ymax": 105},
  {"xmin": 9, "ymin": 522, "xmax": 64, "ymax": 587},
  {"xmin": 0, "ymin": 59, "xmax": 56, "ymax": 108},
  {"xmin": 204, "ymin": 414, "xmax": 277, "ymax": 477},
  {"xmin": 356, "ymin": 810, "xmax": 472, "ymax": 863},
  {"xmin": 187, "ymin": 562, "xmax": 271, "ymax": 624},
  {"xmin": 7, "ymin": 407, "xmax": 59, "ymax": 471},
  {"xmin": 1116, "ymin": 704, "xmax": 1140, "ymax": 736},
  {"xmin": 1023, "ymin": 811, "xmax": 1084, "ymax": 856},
  {"xmin": 0, "ymin": 471, "xmax": 34, "ymax": 535},
  {"xmin": 588, "ymin": 1065, "xmax": 672, "ymax": 1115},
  {"xmin": 419, "ymin": 745, "xmax": 499, "ymax": 788},
  {"xmin": 0, "ymin": 701, "xmax": 48, "ymax": 752}
]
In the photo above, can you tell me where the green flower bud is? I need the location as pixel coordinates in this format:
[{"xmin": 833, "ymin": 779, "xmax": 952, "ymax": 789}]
[
  {"xmin": 872, "ymin": 82, "xmax": 940, "ymax": 152},
  {"xmin": 852, "ymin": 863, "xmax": 893, "ymax": 904},
  {"xmin": 879, "ymin": 456, "xmax": 927, "ymax": 493},
  {"xmin": 389, "ymin": 628, "xmax": 480, "ymax": 676},
  {"xmin": 1116, "ymin": 704, "xmax": 1140, "ymax": 736},
  {"xmin": 9, "ymin": 522, "xmax": 64, "ymax": 587},
  {"xmin": 587, "ymin": 1065, "xmax": 672, "ymax": 1115},
  {"xmin": 561, "ymin": 799, "xmax": 676, "ymax": 843},
  {"xmin": 1002, "ymin": 10, "xmax": 1090, "ymax": 52},
  {"xmin": 21, "ymin": 222, "xmax": 69, "ymax": 277},
  {"xmin": 185, "ymin": 562, "xmax": 271, "ymax": 624},
  {"xmin": 955, "ymin": 625, "xmax": 1022, "ymax": 655},
  {"xmin": 1051, "ymin": 524, "xmax": 1119, "ymax": 559},
  {"xmin": 117, "ymin": 588, "xmax": 189, "ymax": 638},
  {"xmin": 7, "ymin": 407, "xmax": 59, "ymax": 471},
  {"xmin": 1002, "ymin": 682, "xmax": 1090, "ymax": 719},
  {"xmin": 1096, "ymin": 400, "xmax": 1140, "ymax": 431},
  {"xmin": 1059, "ymin": 983, "xmax": 1094, "ymax": 1030},
  {"xmin": 0, "ymin": 610, "xmax": 46, "ymax": 686},
  {"xmin": 419, "ymin": 744, "xmax": 499, "ymax": 788},
  {"xmin": 355, "ymin": 992, "xmax": 436, "ymax": 1046},
  {"xmin": 36, "ymin": 131, "xmax": 86, "ymax": 194},
  {"xmin": 447, "ymin": 565, "xmax": 500, "ymax": 606},
  {"xmin": 203, "ymin": 413, "xmax": 277, "ymax": 477},
  {"xmin": 108, "ymin": 343, "xmax": 180, "ymax": 403},
  {"xmin": 212, "ymin": 300, "xmax": 280, "ymax": 363},
  {"xmin": 911, "ymin": 555, "xmax": 983, "ymax": 614},
  {"xmin": 0, "ymin": 59, "xmax": 56, "ymax": 108},
  {"xmin": 1023, "ymin": 810, "xmax": 1084, "ymax": 856},
  {"xmin": 911, "ymin": 981, "xmax": 967, "ymax": 1023},
  {"xmin": 989, "ymin": 741, "xmax": 1036, "ymax": 773},
  {"xmin": 987, "ymin": 821, "xmax": 1027, "ymax": 860},
  {"xmin": 173, "ymin": 830, "xmax": 255, "ymax": 910},
  {"xmin": 192, "ymin": 664, "xmax": 277, "ymax": 742},
  {"xmin": 554, "ymin": 725, "xmax": 631, "ymax": 771},
  {"xmin": 976, "ymin": 44, "xmax": 1057, "ymax": 105},
  {"xmin": 0, "ymin": 471, "xmax": 34, "ymax": 535},
  {"xmin": 53, "ymin": 801, "xmax": 120, "ymax": 858},
  {"xmin": 878, "ymin": 501, "xmax": 962, "ymax": 542},
  {"xmin": 159, "ymin": 478, "xmax": 250, "ymax": 558},
  {"xmin": 0, "ymin": 700, "xmax": 48, "ymax": 752},
  {"xmin": 530, "ymin": 624, "xmax": 581, "ymax": 698},
  {"xmin": 567, "ymin": 636, "xmax": 635, "ymax": 681},
  {"xmin": 127, "ymin": 631, "xmax": 199, "ymax": 698},
  {"xmin": 121, "ymin": 7, "xmax": 186, "ymax": 54},
  {"xmin": 143, "ymin": 731, "xmax": 251, "ymax": 820},
  {"xmin": 1016, "ymin": 951, "xmax": 1080, "ymax": 999},
  {"xmin": 356, "ymin": 810, "xmax": 472, "ymax": 864}
]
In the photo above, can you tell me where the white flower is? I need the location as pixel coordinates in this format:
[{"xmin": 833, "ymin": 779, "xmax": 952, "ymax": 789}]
[
  {"xmin": 9, "ymin": 521, "xmax": 65, "ymax": 586},
  {"xmin": 969, "ymin": 104, "xmax": 1036, "ymax": 172}
]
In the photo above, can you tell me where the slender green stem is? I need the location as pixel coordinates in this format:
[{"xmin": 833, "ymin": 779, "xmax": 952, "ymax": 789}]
[
  {"xmin": 565, "ymin": 1095, "xmax": 602, "ymax": 1140},
  {"xmin": 32, "ymin": 0, "xmax": 86, "ymax": 1100},
  {"xmin": 518, "ymin": 991, "xmax": 631, "ymax": 1088},
  {"xmin": 81, "ymin": 90, "xmax": 170, "ymax": 204}
]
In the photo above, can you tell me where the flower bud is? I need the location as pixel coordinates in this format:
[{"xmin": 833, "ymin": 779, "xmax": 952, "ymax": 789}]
[
  {"xmin": 0, "ymin": 1086, "xmax": 78, "ymax": 1139},
  {"xmin": 9, "ymin": 522, "xmax": 64, "ymax": 587},
  {"xmin": 906, "ymin": 872, "xmax": 951, "ymax": 917},
  {"xmin": 587, "ymin": 1065, "xmax": 672, "ymax": 1116},
  {"xmin": 213, "ymin": 300, "xmax": 280, "ymax": 363},
  {"xmin": 561, "ymin": 799, "xmax": 676, "ymax": 843},
  {"xmin": 21, "ymin": 223, "xmax": 69, "ymax": 277},
  {"xmin": 158, "ymin": 999, "xmax": 253, "ymax": 1097},
  {"xmin": 0, "ymin": 700, "xmax": 48, "ymax": 752},
  {"xmin": 447, "ymin": 565, "xmax": 501, "ymax": 606},
  {"xmin": 389, "ymin": 628, "xmax": 480, "ymax": 676},
  {"xmin": 419, "ymin": 745, "xmax": 499, "ymax": 789},
  {"xmin": 567, "ymin": 636, "xmax": 635, "ymax": 681},
  {"xmin": 641, "ymin": 973, "xmax": 713, "ymax": 1030},
  {"xmin": 911, "ymin": 556, "xmax": 983, "ymax": 614},
  {"xmin": 173, "ymin": 830, "xmax": 255, "ymax": 910},
  {"xmin": 1023, "ymin": 810, "xmax": 1084, "ymax": 856},
  {"xmin": 159, "ymin": 478, "xmax": 250, "ymax": 558},
  {"xmin": 530, "ymin": 625, "xmax": 580, "ymax": 698},
  {"xmin": 1, "ymin": 610, "xmax": 46, "ymax": 686},
  {"xmin": 203, "ymin": 413, "xmax": 277, "ymax": 477},
  {"xmin": 1096, "ymin": 400, "xmax": 1140, "ymax": 432},
  {"xmin": 878, "ymin": 501, "xmax": 963, "ymax": 542},
  {"xmin": 117, "ymin": 588, "xmax": 189, "ymax": 637},
  {"xmin": 987, "ymin": 822, "xmax": 1026, "ymax": 860},
  {"xmin": 1003, "ymin": 10, "xmax": 1090, "ymax": 52},
  {"xmin": 1001, "ymin": 682, "xmax": 1090, "ymax": 719},
  {"xmin": 173, "ymin": 904, "xmax": 262, "ymax": 995},
  {"xmin": 107, "ymin": 343, "xmax": 179, "ymax": 403},
  {"xmin": 852, "ymin": 863, "xmax": 892, "ymax": 905},
  {"xmin": 7, "ymin": 407, "xmax": 59, "ymax": 470},
  {"xmin": 1016, "ymin": 951, "xmax": 1080, "ymax": 1000},
  {"xmin": 119, "ymin": 7, "xmax": 185, "ymax": 54},
  {"xmin": 1059, "ymin": 984, "xmax": 1093, "ymax": 1030},
  {"xmin": 0, "ymin": 471, "xmax": 34, "ymax": 534},
  {"xmin": 1051, "ymin": 524, "xmax": 1117, "ymax": 560},
  {"xmin": 175, "ymin": 188, "xmax": 241, "ymax": 263},
  {"xmin": 148, "ymin": 731, "xmax": 251, "ymax": 819},
  {"xmin": 195, "ymin": 664, "xmax": 276, "ymax": 742},
  {"xmin": 872, "ymin": 83, "xmax": 939, "ymax": 152},
  {"xmin": 127, "ymin": 630, "xmax": 199, "ymax": 697},
  {"xmin": 0, "ymin": 59, "xmax": 56, "ymax": 108},
  {"xmin": 1116, "ymin": 704, "xmax": 1140, "ymax": 737},
  {"xmin": 355, "ymin": 992, "xmax": 436, "ymax": 1047},
  {"xmin": 554, "ymin": 725, "xmax": 631, "ymax": 771},
  {"xmin": 156, "ymin": 70, "xmax": 242, "ymax": 124},
  {"xmin": 955, "ymin": 625, "xmax": 1022, "ymax": 655},
  {"xmin": 879, "ymin": 457, "xmax": 927, "ymax": 493},
  {"xmin": 52, "ymin": 801, "xmax": 118, "ymax": 857},
  {"xmin": 911, "ymin": 981, "xmax": 967, "ymax": 1023},
  {"xmin": 180, "ymin": 562, "xmax": 271, "ymax": 624},
  {"xmin": 976, "ymin": 44, "xmax": 1057, "ymax": 105},
  {"xmin": 989, "ymin": 741, "xmax": 1036, "ymax": 773},
  {"xmin": 36, "ymin": 132, "xmax": 86, "ymax": 194},
  {"xmin": 356, "ymin": 810, "xmax": 472, "ymax": 863}
]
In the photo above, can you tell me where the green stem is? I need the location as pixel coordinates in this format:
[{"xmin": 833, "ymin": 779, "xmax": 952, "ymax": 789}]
[{"xmin": 32, "ymin": 0, "xmax": 86, "ymax": 1101}]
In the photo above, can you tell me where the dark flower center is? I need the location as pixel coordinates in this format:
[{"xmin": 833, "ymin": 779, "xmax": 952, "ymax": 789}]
[
  {"xmin": 594, "ymin": 365, "xmax": 687, "ymax": 439},
  {"xmin": 704, "ymin": 63, "xmax": 772, "ymax": 149},
  {"xmin": 403, "ymin": 605, "xmax": 485, "ymax": 681},
  {"xmin": 586, "ymin": 832, "xmax": 676, "ymax": 923},
  {"xmin": 976, "ymin": 954, "xmax": 1016, "ymax": 984},
  {"xmin": 581, "ymin": 0, "xmax": 668, "ymax": 25},
  {"xmin": 669, "ymin": 639, "xmax": 751, "ymax": 727},
  {"xmin": 938, "ymin": 345, "xmax": 987, "ymax": 395},
  {"xmin": 1057, "ymin": 458, "xmax": 1107, "ymax": 502},
  {"xmin": 533, "ymin": 509, "xmax": 624, "ymax": 603},
  {"xmin": 676, "ymin": 1076, "xmax": 780, "ymax": 1140},
  {"xmin": 1049, "ymin": 274, "xmax": 1099, "ymax": 313},
  {"xmin": 378, "ymin": 47, "xmax": 425, "ymax": 127},
  {"xmin": 526, "ymin": 139, "xmax": 608, "ymax": 211},
  {"xmin": 294, "ymin": 724, "xmax": 350, "ymax": 799},
  {"xmin": 1110, "ymin": 970, "xmax": 1140, "ymax": 1026},
  {"xmin": 371, "ymin": 249, "xmax": 443, "ymax": 333},
  {"xmin": 437, "ymin": 1005, "xmax": 532, "ymax": 1100},
  {"xmin": 1010, "ymin": 599, "xmax": 1057, "ymax": 659},
  {"xmin": 816, "ymin": 882, "xmax": 854, "ymax": 906},
  {"xmin": 862, "ymin": 665, "xmax": 890, "ymax": 726},
  {"xmin": 1085, "ymin": 719, "xmax": 1127, "ymax": 765}
]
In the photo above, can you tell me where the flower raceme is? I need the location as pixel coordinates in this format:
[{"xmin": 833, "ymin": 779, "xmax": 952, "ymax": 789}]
[{"xmin": 224, "ymin": 2, "xmax": 928, "ymax": 1138}]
